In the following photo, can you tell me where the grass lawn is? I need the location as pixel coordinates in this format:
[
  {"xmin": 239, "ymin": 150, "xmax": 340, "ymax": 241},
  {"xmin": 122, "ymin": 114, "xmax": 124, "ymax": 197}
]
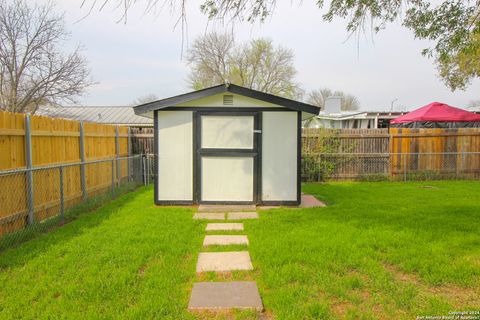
[{"xmin": 0, "ymin": 181, "xmax": 479, "ymax": 319}]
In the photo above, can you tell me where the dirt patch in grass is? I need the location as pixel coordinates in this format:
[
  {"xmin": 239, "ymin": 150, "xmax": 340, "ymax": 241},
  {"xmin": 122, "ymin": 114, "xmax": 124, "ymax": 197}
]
[
  {"xmin": 429, "ymin": 285, "xmax": 480, "ymax": 308},
  {"xmin": 137, "ymin": 264, "xmax": 147, "ymax": 276},
  {"xmin": 329, "ymin": 297, "xmax": 354, "ymax": 318},
  {"xmin": 137, "ymin": 257, "xmax": 163, "ymax": 277},
  {"xmin": 384, "ymin": 264, "xmax": 421, "ymax": 284},
  {"xmin": 328, "ymin": 293, "xmax": 389, "ymax": 319},
  {"xmin": 384, "ymin": 263, "xmax": 480, "ymax": 308},
  {"xmin": 327, "ymin": 270, "xmax": 405, "ymax": 320}
]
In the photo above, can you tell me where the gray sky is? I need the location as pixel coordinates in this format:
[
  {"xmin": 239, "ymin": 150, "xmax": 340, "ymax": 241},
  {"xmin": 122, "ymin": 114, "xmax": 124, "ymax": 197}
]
[{"xmin": 42, "ymin": 1, "xmax": 480, "ymax": 111}]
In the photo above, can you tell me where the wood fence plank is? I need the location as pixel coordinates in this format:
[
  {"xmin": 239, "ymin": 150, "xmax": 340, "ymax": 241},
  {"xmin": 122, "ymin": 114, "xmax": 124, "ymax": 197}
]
[{"xmin": 0, "ymin": 111, "xmax": 131, "ymax": 235}]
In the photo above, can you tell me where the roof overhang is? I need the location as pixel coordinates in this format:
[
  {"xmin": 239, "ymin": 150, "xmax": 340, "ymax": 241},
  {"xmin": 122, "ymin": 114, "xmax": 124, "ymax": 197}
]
[{"xmin": 134, "ymin": 84, "xmax": 320, "ymax": 116}]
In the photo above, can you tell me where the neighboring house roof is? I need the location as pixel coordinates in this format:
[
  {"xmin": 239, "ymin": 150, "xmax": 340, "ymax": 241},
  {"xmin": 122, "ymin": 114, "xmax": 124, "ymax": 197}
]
[
  {"xmin": 36, "ymin": 105, "xmax": 153, "ymax": 126},
  {"xmin": 134, "ymin": 83, "xmax": 321, "ymax": 115},
  {"xmin": 315, "ymin": 111, "xmax": 408, "ymax": 120}
]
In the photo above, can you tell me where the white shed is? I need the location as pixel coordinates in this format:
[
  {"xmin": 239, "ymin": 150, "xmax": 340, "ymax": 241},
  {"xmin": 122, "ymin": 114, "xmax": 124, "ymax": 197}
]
[{"xmin": 134, "ymin": 84, "xmax": 320, "ymax": 206}]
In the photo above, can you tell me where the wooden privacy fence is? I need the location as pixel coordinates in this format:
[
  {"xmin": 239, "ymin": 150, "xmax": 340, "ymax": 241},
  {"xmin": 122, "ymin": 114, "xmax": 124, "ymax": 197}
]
[
  {"xmin": 0, "ymin": 111, "xmax": 131, "ymax": 236},
  {"xmin": 129, "ymin": 127, "xmax": 480, "ymax": 180},
  {"xmin": 128, "ymin": 126, "xmax": 480, "ymax": 180},
  {"xmin": 130, "ymin": 127, "xmax": 154, "ymax": 154},
  {"xmin": 389, "ymin": 128, "xmax": 480, "ymax": 178},
  {"xmin": 302, "ymin": 128, "xmax": 480, "ymax": 180}
]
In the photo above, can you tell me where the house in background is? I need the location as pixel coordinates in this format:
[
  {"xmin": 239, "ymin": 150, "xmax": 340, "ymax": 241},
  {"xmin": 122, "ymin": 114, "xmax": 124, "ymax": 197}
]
[
  {"xmin": 305, "ymin": 111, "xmax": 408, "ymax": 129},
  {"xmin": 468, "ymin": 105, "xmax": 480, "ymax": 114},
  {"xmin": 304, "ymin": 96, "xmax": 408, "ymax": 129}
]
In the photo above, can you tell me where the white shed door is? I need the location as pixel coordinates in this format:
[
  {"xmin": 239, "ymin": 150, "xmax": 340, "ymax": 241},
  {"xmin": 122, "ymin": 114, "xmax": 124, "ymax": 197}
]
[{"xmin": 198, "ymin": 112, "xmax": 259, "ymax": 203}]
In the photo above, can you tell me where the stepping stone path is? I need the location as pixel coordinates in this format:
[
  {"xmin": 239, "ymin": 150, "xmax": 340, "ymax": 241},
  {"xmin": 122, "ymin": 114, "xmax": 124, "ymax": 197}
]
[
  {"xmin": 189, "ymin": 207, "xmax": 263, "ymax": 312},
  {"xmin": 300, "ymin": 194, "xmax": 326, "ymax": 208},
  {"xmin": 206, "ymin": 223, "xmax": 244, "ymax": 231},
  {"xmin": 193, "ymin": 213, "xmax": 225, "ymax": 220},
  {"xmin": 188, "ymin": 282, "xmax": 263, "ymax": 311},
  {"xmin": 196, "ymin": 251, "xmax": 253, "ymax": 272},
  {"xmin": 203, "ymin": 235, "xmax": 249, "ymax": 246},
  {"xmin": 227, "ymin": 212, "xmax": 259, "ymax": 220},
  {"xmin": 198, "ymin": 204, "xmax": 256, "ymax": 212}
]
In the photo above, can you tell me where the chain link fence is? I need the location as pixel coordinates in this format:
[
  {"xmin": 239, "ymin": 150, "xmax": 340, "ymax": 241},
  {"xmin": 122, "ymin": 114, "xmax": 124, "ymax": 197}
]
[
  {"xmin": 0, "ymin": 155, "xmax": 152, "ymax": 250},
  {"xmin": 302, "ymin": 152, "xmax": 480, "ymax": 182}
]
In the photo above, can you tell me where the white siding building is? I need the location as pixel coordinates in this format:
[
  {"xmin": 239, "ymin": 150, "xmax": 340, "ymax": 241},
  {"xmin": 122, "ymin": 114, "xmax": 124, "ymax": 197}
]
[
  {"xmin": 305, "ymin": 111, "xmax": 409, "ymax": 129},
  {"xmin": 134, "ymin": 84, "xmax": 320, "ymax": 206}
]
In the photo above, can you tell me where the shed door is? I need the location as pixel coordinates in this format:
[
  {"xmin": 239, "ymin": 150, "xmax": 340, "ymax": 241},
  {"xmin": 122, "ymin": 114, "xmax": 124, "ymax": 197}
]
[{"xmin": 195, "ymin": 112, "xmax": 260, "ymax": 203}]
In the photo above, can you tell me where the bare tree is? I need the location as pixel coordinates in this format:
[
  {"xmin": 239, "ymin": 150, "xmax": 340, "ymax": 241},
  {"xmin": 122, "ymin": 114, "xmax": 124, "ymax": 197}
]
[
  {"xmin": 186, "ymin": 33, "xmax": 235, "ymax": 89},
  {"xmin": 308, "ymin": 88, "xmax": 360, "ymax": 111},
  {"xmin": 186, "ymin": 32, "xmax": 302, "ymax": 99},
  {"xmin": 0, "ymin": 0, "xmax": 92, "ymax": 113}
]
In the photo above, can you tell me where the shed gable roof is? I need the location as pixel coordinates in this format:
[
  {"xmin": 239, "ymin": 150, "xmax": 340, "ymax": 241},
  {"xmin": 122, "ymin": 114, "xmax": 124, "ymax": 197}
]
[{"xmin": 133, "ymin": 84, "xmax": 320, "ymax": 115}]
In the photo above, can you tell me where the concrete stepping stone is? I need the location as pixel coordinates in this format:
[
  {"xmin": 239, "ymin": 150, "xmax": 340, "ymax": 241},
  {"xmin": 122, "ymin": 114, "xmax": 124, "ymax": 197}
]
[
  {"xmin": 198, "ymin": 204, "xmax": 256, "ymax": 212},
  {"xmin": 300, "ymin": 194, "xmax": 326, "ymax": 208},
  {"xmin": 205, "ymin": 223, "xmax": 244, "ymax": 231},
  {"xmin": 203, "ymin": 235, "xmax": 249, "ymax": 246},
  {"xmin": 196, "ymin": 251, "xmax": 253, "ymax": 272},
  {"xmin": 188, "ymin": 281, "xmax": 263, "ymax": 311},
  {"xmin": 227, "ymin": 212, "xmax": 258, "ymax": 220},
  {"xmin": 193, "ymin": 213, "xmax": 225, "ymax": 220}
]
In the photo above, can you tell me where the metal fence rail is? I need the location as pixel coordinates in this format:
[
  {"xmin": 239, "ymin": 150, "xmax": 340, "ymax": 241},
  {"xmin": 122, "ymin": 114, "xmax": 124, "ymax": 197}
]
[
  {"xmin": 302, "ymin": 152, "xmax": 480, "ymax": 182},
  {"xmin": 0, "ymin": 155, "xmax": 151, "ymax": 250}
]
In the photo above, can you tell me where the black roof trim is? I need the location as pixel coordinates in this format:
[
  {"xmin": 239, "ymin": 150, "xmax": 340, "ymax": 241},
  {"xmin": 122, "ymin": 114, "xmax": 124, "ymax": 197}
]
[{"xmin": 134, "ymin": 84, "xmax": 320, "ymax": 115}]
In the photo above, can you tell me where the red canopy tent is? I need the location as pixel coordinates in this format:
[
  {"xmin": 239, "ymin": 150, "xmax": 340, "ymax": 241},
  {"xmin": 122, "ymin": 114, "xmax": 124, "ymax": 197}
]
[{"xmin": 390, "ymin": 102, "xmax": 480, "ymax": 128}]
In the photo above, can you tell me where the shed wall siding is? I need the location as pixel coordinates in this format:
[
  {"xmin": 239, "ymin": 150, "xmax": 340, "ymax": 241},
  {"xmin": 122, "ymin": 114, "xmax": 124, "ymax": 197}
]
[
  {"xmin": 262, "ymin": 112, "xmax": 298, "ymax": 201},
  {"xmin": 157, "ymin": 111, "xmax": 193, "ymax": 201}
]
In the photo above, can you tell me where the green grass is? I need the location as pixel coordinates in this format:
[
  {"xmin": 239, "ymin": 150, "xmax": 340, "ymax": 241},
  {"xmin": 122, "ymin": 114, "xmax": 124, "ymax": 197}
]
[
  {"xmin": 0, "ymin": 182, "xmax": 139, "ymax": 251},
  {"xmin": 0, "ymin": 181, "xmax": 479, "ymax": 319},
  {"xmin": 0, "ymin": 186, "xmax": 203, "ymax": 319},
  {"xmin": 247, "ymin": 181, "xmax": 480, "ymax": 319}
]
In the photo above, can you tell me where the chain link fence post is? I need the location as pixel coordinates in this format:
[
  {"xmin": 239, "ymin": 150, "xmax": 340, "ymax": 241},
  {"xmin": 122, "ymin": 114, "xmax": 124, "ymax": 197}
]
[
  {"xmin": 115, "ymin": 126, "xmax": 120, "ymax": 187},
  {"xmin": 59, "ymin": 166, "xmax": 64, "ymax": 222},
  {"xmin": 79, "ymin": 121, "xmax": 87, "ymax": 201},
  {"xmin": 25, "ymin": 114, "xmax": 35, "ymax": 225},
  {"xmin": 142, "ymin": 155, "xmax": 147, "ymax": 186},
  {"xmin": 127, "ymin": 127, "xmax": 132, "ymax": 182},
  {"xmin": 147, "ymin": 155, "xmax": 151, "ymax": 185},
  {"xmin": 111, "ymin": 159, "xmax": 115, "ymax": 198}
]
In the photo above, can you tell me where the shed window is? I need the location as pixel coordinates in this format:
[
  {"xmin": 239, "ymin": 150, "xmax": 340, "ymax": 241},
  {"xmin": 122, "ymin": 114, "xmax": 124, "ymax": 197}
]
[{"xmin": 201, "ymin": 116, "xmax": 254, "ymax": 149}]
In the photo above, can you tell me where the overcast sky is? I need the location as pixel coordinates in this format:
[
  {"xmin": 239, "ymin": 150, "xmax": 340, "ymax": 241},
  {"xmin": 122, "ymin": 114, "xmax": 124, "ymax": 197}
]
[{"xmin": 38, "ymin": 0, "xmax": 480, "ymax": 111}]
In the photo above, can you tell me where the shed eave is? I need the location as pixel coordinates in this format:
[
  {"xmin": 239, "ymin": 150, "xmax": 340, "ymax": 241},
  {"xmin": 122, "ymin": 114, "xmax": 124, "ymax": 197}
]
[{"xmin": 133, "ymin": 84, "xmax": 320, "ymax": 116}]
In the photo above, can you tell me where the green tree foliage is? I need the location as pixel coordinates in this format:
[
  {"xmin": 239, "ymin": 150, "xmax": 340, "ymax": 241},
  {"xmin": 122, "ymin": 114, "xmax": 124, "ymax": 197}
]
[
  {"xmin": 186, "ymin": 32, "xmax": 303, "ymax": 99},
  {"xmin": 85, "ymin": 0, "xmax": 480, "ymax": 90},
  {"xmin": 199, "ymin": 0, "xmax": 480, "ymax": 91}
]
